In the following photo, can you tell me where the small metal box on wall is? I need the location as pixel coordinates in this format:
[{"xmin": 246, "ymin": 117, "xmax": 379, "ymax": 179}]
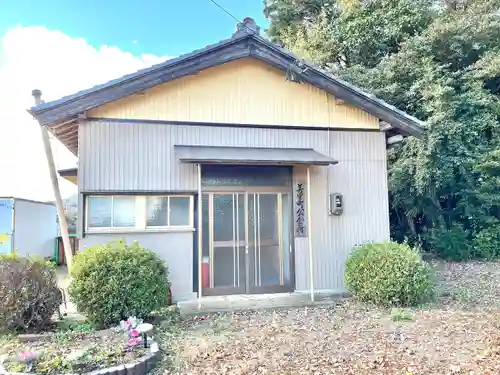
[{"xmin": 329, "ymin": 193, "xmax": 343, "ymax": 216}]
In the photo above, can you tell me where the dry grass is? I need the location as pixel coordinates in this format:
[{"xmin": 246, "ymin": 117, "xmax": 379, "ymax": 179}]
[{"xmin": 160, "ymin": 260, "xmax": 500, "ymax": 375}]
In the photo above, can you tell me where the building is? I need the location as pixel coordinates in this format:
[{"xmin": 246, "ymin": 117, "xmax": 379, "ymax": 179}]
[
  {"xmin": 0, "ymin": 197, "xmax": 57, "ymax": 258},
  {"xmin": 29, "ymin": 18, "xmax": 424, "ymax": 302}
]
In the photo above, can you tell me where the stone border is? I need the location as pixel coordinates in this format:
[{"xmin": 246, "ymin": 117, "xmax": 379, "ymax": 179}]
[
  {"xmin": 2, "ymin": 342, "xmax": 160, "ymax": 375},
  {"xmin": 18, "ymin": 328, "xmax": 113, "ymax": 343}
]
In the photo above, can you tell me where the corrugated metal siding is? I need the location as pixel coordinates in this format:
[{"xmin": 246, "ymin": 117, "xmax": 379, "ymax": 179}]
[
  {"xmin": 80, "ymin": 120, "xmax": 329, "ymax": 192},
  {"xmin": 319, "ymin": 131, "xmax": 389, "ymax": 291},
  {"xmin": 88, "ymin": 59, "xmax": 379, "ymax": 130},
  {"xmin": 79, "ymin": 232, "xmax": 196, "ymax": 302},
  {"xmin": 77, "ymin": 127, "xmax": 84, "ymax": 238},
  {"xmin": 79, "ymin": 120, "xmax": 389, "ymax": 293}
]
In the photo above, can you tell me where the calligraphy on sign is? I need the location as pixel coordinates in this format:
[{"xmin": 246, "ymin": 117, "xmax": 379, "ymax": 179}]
[{"xmin": 295, "ymin": 183, "xmax": 306, "ymax": 237}]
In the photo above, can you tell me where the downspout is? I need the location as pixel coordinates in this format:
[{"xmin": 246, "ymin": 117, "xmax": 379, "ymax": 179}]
[
  {"xmin": 306, "ymin": 167, "xmax": 314, "ymax": 302},
  {"xmin": 197, "ymin": 164, "xmax": 203, "ymax": 308},
  {"xmin": 32, "ymin": 89, "xmax": 73, "ymax": 272}
]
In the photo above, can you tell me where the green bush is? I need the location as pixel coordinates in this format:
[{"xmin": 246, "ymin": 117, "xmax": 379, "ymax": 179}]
[
  {"xmin": 0, "ymin": 253, "xmax": 62, "ymax": 332},
  {"xmin": 473, "ymin": 225, "xmax": 500, "ymax": 259},
  {"xmin": 69, "ymin": 240, "xmax": 170, "ymax": 327},
  {"xmin": 345, "ymin": 241, "xmax": 434, "ymax": 306},
  {"xmin": 427, "ymin": 225, "xmax": 472, "ymax": 261}
]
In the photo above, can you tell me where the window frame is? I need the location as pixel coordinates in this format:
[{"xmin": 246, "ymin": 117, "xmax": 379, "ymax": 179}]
[{"xmin": 85, "ymin": 194, "xmax": 194, "ymax": 233}]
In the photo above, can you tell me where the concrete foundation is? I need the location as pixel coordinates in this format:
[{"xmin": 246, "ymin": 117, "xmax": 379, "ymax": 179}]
[{"xmin": 177, "ymin": 290, "xmax": 350, "ymax": 315}]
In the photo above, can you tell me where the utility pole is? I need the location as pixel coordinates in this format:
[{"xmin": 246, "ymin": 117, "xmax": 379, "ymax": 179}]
[{"xmin": 32, "ymin": 89, "xmax": 73, "ymax": 272}]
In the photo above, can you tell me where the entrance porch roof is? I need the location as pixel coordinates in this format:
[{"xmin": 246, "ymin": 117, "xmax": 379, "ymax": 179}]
[{"xmin": 174, "ymin": 145, "xmax": 338, "ymax": 166}]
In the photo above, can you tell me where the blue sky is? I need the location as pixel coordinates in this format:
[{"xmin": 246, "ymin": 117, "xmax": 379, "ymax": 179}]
[
  {"xmin": 0, "ymin": 0, "xmax": 269, "ymax": 57},
  {"xmin": 0, "ymin": 0, "xmax": 270, "ymax": 200}
]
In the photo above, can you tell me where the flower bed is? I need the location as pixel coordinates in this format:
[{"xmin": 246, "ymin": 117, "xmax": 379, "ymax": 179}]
[{"xmin": 0, "ymin": 318, "xmax": 160, "ymax": 375}]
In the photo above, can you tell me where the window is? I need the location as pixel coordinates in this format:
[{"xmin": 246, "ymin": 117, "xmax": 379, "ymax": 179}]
[
  {"xmin": 87, "ymin": 196, "xmax": 112, "ymax": 228},
  {"xmin": 113, "ymin": 197, "xmax": 136, "ymax": 227},
  {"xmin": 86, "ymin": 195, "xmax": 193, "ymax": 232},
  {"xmin": 146, "ymin": 196, "xmax": 191, "ymax": 227}
]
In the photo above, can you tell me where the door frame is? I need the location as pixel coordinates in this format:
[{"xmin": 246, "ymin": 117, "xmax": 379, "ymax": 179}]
[{"xmin": 201, "ymin": 187, "xmax": 295, "ymax": 296}]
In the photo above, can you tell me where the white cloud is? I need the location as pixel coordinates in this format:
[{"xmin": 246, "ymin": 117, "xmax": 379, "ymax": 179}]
[{"xmin": 0, "ymin": 25, "xmax": 167, "ymax": 201}]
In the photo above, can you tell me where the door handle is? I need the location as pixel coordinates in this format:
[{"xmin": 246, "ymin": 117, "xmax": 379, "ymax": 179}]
[{"xmin": 289, "ymin": 244, "xmax": 292, "ymax": 253}]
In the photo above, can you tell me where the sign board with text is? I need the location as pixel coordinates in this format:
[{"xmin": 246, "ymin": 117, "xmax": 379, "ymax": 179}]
[{"xmin": 0, "ymin": 199, "xmax": 13, "ymax": 253}]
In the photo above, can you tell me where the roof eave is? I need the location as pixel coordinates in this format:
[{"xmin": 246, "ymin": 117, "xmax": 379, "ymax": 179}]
[
  {"xmin": 29, "ymin": 33, "xmax": 425, "ymax": 138},
  {"xmin": 29, "ymin": 33, "xmax": 252, "ymax": 124}
]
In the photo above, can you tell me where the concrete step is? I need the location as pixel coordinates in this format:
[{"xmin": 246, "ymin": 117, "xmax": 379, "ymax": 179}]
[{"xmin": 177, "ymin": 290, "xmax": 350, "ymax": 315}]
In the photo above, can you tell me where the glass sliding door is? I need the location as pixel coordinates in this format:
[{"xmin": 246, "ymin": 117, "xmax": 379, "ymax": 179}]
[
  {"xmin": 248, "ymin": 193, "xmax": 291, "ymax": 293},
  {"xmin": 202, "ymin": 190, "xmax": 293, "ymax": 296},
  {"xmin": 202, "ymin": 193, "xmax": 246, "ymax": 296}
]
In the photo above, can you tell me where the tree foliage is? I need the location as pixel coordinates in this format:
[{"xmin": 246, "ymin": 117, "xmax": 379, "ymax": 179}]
[
  {"xmin": 265, "ymin": 0, "xmax": 435, "ymax": 70},
  {"xmin": 265, "ymin": 0, "xmax": 500, "ymax": 259}
]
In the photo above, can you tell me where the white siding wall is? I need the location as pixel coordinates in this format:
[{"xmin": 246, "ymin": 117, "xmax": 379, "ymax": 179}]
[{"xmin": 13, "ymin": 199, "xmax": 57, "ymax": 258}]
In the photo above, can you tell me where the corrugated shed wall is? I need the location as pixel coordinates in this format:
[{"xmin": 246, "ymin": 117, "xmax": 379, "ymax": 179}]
[
  {"xmin": 79, "ymin": 120, "xmax": 389, "ymax": 292},
  {"xmin": 13, "ymin": 200, "xmax": 57, "ymax": 258},
  {"xmin": 88, "ymin": 59, "xmax": 379, "ymax": 130}
]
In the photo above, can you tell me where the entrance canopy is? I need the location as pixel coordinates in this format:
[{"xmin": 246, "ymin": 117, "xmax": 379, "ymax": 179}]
[{"xmin": 174, "ymin": 145, "xmax": 338, "ymax": 166}]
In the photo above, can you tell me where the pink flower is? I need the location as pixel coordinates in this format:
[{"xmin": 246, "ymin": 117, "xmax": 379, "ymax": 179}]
[
  {"xmin": 128, "ymin": 329, "xmax": 140, "ymax": 338},
  {"xmin": 127, "ymin": 337, "xmax": 142, "ymax": 347},
  {"xmin": 19, "ymin": 351, "xmax": 39, "ymax": 363}
]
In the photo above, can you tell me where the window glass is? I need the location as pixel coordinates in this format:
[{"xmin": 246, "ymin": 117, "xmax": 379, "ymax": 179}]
[
  {"xmin": 112, "ymin": 197, "xmax": 136, "ymax": 227},
  {"xmin": 87, "ymin": 195, "xmax": 192, "ymax": 230},
  {"xmin": 88, "ymin": 197, "xmax": 112, "ymax": 228},
  {"xmin": 170, "ymin": 196, "xmax": 191, "ymax": 226},
  {"xmin": 147, "ymin": 197, "xmax": 169, "ymax": 226},
  {"xmin": 202, "ymin": 165, "xmax": 292, "ymax": 187}
]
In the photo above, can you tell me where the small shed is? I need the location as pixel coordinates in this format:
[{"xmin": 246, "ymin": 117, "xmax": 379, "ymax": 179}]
[{"xmin": 0, "ymin": 197, "xmax": 57, "ymax": 258}]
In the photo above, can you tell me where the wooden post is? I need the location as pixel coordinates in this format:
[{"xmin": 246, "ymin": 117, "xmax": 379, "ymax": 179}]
[{"xmin": 32, "ymin": 89, "xmax": 73, "ymax": 272}]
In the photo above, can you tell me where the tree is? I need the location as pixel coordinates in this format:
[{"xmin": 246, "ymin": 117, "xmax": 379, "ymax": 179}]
[
  {"xmin": 263, "ymin": 0, "xmax": 328, "ymax": 43},
  {"xmin": 64, "ymin": 206, "xmax": 77, "ymax": 234},
  {"xmin": 266, "ymin": 0, "xmax": 435, "ymax": 71},
  {"xmin": 265, "ymin": 0, "xmax": 500, "ymax": 259}
]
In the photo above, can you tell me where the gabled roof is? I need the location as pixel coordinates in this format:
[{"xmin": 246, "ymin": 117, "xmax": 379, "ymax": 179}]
[{"xmin": 29, "ymin": 19, "xmax": 425, "ymax": 153}]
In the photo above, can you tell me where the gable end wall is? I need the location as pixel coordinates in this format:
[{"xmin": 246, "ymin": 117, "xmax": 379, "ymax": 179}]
[{"xmin": 88, "ymin": 58, "xmax": 379, "ymax": 130}]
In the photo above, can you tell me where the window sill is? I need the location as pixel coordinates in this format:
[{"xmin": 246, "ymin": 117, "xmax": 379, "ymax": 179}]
[{"xmin": 85, "ymin": 227, "xmax": 195, "ymax": 235}]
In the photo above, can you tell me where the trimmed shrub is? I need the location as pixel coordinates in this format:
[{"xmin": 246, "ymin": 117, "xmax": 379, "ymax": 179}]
[
  {"xmin": 427, "ymin": 225, "xmax": 472, "ymax": 261},
  {"xmin": 0, "ymin": 253, "xmax": 62, "ymax": 332},
  {"xmin": 345, "ymin": 241, "xmax": 434, "ymax": 306},
  {"xmin": 69, "ymin": 240, "xmax": 170, "ymax": 327}
]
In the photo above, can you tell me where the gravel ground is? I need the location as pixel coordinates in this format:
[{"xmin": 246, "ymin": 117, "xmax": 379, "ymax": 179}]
[{"xmin": 159, "ymin": 260, "xmax": 500, "ymax": 375}]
